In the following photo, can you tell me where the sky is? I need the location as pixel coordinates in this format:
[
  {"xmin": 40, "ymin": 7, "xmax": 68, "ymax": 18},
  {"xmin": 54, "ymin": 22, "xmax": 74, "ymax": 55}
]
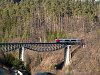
[
  {"xmin": 75, "ymin": 0, "xmax": 100, "ymax": 1},
  {"xmin": 80, "ymin": 0, "xmax": 100, "ymax": 1},
  {"xmin": 95, "ymin": 0, "xmax": 99, "ymax": 1}
]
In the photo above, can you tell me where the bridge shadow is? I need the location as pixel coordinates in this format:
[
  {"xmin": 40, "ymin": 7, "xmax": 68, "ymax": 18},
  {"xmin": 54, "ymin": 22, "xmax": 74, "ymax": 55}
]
[
  {"xmin": 35, "ymin": 61, "xmax": 64, "ymax": 75},
  {"xmin": 35, "ymin": 72, "xmax": 53, "ymax": 75},
  {"xmin": 55, "ymin": 61, "xmax": 64, "ymax": 70}
]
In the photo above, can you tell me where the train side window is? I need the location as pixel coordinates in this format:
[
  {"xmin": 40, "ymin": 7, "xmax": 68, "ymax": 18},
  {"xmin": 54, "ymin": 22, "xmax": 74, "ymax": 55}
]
[{"xmin": 71, "ymin": 40, "xmax": 76, "ymax": 41}]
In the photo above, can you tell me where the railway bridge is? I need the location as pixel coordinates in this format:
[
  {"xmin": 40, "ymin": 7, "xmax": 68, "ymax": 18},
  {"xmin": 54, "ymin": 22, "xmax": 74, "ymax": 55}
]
[{"xmin": 0, "ymin": 39, "xmax": 85, "ymax": 66}]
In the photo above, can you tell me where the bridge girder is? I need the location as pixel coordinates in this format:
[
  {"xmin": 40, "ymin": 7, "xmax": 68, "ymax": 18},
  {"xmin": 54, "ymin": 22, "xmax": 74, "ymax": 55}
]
[
  {"xmin": 0, "ymin": 42, "xmax": 82, "ymax": 52},
  {"xmin": 0, "ymin": 43, "xmax": 65, "ymax": 52}
]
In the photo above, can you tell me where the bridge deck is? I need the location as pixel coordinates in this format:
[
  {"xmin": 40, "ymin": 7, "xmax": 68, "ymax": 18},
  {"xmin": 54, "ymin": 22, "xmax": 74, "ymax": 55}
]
[
  {"xmin": 0, "ymin": 42, "xmax": 82, "ymax": 45},
  {"xmin": 0, "ymin": 42, "xmax": 82, "ymax": 52}
]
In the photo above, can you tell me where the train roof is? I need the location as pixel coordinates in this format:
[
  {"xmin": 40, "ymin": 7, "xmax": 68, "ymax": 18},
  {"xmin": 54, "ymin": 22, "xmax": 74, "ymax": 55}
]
[{"xmin": 56, "ymin": 39, "xmax": 81, "ymax": 40}]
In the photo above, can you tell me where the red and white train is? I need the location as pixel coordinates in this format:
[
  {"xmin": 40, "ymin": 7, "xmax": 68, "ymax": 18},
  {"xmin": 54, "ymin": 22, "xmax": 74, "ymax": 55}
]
[{"xmin": 55, "ymin": 39, "xmax": 85, "ymax": 47}]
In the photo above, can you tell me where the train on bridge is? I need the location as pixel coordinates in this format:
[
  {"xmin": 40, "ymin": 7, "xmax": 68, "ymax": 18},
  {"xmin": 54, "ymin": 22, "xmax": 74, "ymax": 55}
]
[
  {"xmin": 55, "ymin": 39, "xmax": 84, "ymax": 42},
  {"xmin": 55, "ymin": 39, "xmax": 85, "ymax": 47}
]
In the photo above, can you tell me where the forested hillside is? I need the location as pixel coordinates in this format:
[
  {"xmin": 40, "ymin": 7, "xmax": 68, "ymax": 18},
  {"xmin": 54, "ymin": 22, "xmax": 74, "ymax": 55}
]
[
  {"xmin": 0, "ymin": 0, "xmax": 99, "ymax": 42},
  {"xmin": 0, "ymin": 0, "xmax": 100, "ymax": 74}
]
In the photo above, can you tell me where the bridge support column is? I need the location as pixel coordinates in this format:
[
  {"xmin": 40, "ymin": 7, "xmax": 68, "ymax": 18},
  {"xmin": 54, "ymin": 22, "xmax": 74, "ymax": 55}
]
[
  {"xmin": 64, "ymin": 45, "xmax": 71, "ymax": 66},
  {"xmin": 19, "ymin": 47, "xmax": 26, "ymax": 62}
]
